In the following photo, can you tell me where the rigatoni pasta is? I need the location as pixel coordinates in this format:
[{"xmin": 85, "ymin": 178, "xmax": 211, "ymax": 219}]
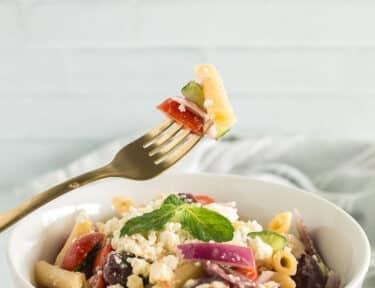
[
  {"xmin": 268, "ymin": 212, "xmax": 293, "ymax": 234},
  {"xmin": 272, "ymin": 250, "xmax": 298, "ymax": 276},
  {"xmin": 112, "ymin": 196, "xmax": 135, "ymax": 215},
  {"xmin": 270, "ymin": 272, "xmax": 296, "ymax": 288},
  {"xmin": 35, "ymin": 261, "xmax": 86, "ymax": 288},
  {"xmin": 55, "ymin": 213, "xmax": 93, "ymax": 266}
]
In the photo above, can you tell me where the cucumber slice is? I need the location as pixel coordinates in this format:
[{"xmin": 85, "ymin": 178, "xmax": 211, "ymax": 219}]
[
  {"xmin": 181, "ymin": 80, "xmax": 205, "ymax": 109},
  {"xmin": 248, "ymin": 231, "xmax": 287, "ymax": 251},
  {"xmin": 216, "ymin": 127, "xmax": 230, "ymax": 140},
  {"xmin": 313, "ymin": 255, "xmax": 330, "ymax": 277}
]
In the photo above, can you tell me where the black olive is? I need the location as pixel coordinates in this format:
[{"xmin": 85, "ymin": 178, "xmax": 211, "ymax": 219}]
[
  {"xmin": 177, "ymin": 193, "xmax": 197, "ymax": 203},
  {"xmin": 293, "ymin": 254, "xmax": 326, "ymax": 288},
  {"xmin": 102, "ymin": 252, "xmax": 133, "ymax": 286}
]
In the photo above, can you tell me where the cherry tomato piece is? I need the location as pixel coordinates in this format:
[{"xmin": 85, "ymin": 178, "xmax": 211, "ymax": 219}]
[
  {"xmin": 93, "ymin": 242, "xmax": 113, "ymax": 274},
  {"xmin": 62, "ymin": 232, "xmax": 104, "ymax": 271},
  {"xmin": 157, "ymin": 98, "xmax": 205, "ymax": 135},
  {"xmin": 236, "ymin": 266, "xmax": 258, "ymax": 281},
  {"xmin": 194, "ymin": 195, "xmax": 215, "ymax": 205},
  {"xmin": 88, "ymin": 274, "xmax": 106, "ymax": 288}
]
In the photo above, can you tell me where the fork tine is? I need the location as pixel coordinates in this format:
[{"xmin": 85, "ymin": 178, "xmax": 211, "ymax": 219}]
[
  {"xmin": 142, "ymin": 118, "xmax": 174, "ymax": 144},
  {"xmin": 145, "ymin": 123, "xmax": 183, "ymax": 149},
  {"xmin": 155, "ymin": 133, "xmax": 202, "ymax": 167},
  {"xmin": 149, "ymin": 128, "xmax": 191, "ymax": 157}
]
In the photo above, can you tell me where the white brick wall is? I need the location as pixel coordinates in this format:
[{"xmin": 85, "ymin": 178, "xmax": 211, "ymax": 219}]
[{"xmin": 1, "ymin": 0, "xmax": 375, "ymax": 192}]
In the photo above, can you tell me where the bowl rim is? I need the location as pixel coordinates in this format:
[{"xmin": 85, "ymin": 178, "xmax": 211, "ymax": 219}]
[{"xmin": 7, "ymin": 172, "xmax": 371, "ymax": 288}]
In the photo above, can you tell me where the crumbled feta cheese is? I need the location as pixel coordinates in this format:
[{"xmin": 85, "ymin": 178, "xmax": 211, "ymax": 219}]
[
  {"xmin": 248, "ymin": 236, "xmax": 273, "ymax": 260},
  {"xmin": 263, "ymin": 281, "xmax": 280, "ymax": 288},
  {"xmin": 112, "ymin": 220, "xmax": 189, "ymax": 261},
  {"xmin": 248, "ymin": 220, "xmax": 263, "ymax": 232},
  {"xmin": 107, "ymin": 285, "xmax": 125, "ymax": 288},
  {"xmin": 195, "ymin": 281, "xmax": 229, "ymax": 288},
  {"xmin": 159, "ymin": 222, "xmax": 187, "ymax": 252},
  {"xmin": 204, "ymin": 99, "xmax": 214, "ymax": 108},
  {"xmin": 178, "ymin": 104, "xmax": 186, "ymax": 112},
  {"xmin": 112, "ymin": 231, "xmax": 163, "ymax": 261},
  {"xmin": 152, "ymin": 284, "xmax": 171, "ymax": 288},
  {"xmin": 102, "ymin": 218, "xmax": 122, "ymax": 236},
  {"xmin": 127, "ymin": 275, "xmax": 144, "ymax": 288},
  {"xmin": 184, "ymin": 279, "xmax": 198, "ymax": 288},
  {"xmin": 231, "ymin": 220, "xmax": 263, "ymax": 246},
  {"xmin": 161, "ymin": 255, "xmax": 178, "ymax": 270},
  {"xmin": 205, "ymin": 203, "xmax": 239, "ymax": 222},
  {"xmin": 159, "ymin": 229, "xmax": 181, "ymax": 252},
  {"xmin": 130, "ymin": 258, "xmax": 150, "ymax": 277},
  {"xmin": 149, "ymin": 262, "xmax": 173, "ymax": 283}
]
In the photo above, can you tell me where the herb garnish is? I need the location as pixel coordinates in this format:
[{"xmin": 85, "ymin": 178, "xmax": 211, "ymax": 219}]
[{"xmin": 120, "ymin": 195, "xmax": 234, "ymax": 242}]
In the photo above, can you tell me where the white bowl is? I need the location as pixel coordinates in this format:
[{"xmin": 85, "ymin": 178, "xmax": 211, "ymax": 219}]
[{"xmin": 8, "ymin": 174, "xmax": 371, "ymax": 287}]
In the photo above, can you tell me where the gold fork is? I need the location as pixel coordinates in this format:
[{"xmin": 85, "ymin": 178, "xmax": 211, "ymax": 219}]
[{"xmin": 0, "ymin": 119, "xmax": 204, "ymax": 233}]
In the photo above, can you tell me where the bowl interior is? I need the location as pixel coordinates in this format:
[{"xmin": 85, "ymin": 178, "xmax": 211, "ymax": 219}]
[{"xmin": 8, "ymin": 174, "xmax": 370, "ymax": 287}]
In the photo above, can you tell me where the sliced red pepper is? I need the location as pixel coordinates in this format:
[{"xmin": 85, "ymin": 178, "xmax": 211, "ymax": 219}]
[
  {"xmin": 236, "ymin": 266, "xmax": 258, "ymax": 281},
  {"xmin": 157, "ymin": 98, "xmax": 205, "ymax": 135},
  {"xmin": 62, "ymin": 232, "xmax": 104, "ymax": 271},
  {"xmin": 194, "ymin": 195, "xmax": 215, "ymax": 205},
  {"xmin": 93, "ymin": 242, "xmax": 113, "ymax": 274},
  {"xmin": 88, "ymin": 274, "xmax": 106, "ymax": 288}
]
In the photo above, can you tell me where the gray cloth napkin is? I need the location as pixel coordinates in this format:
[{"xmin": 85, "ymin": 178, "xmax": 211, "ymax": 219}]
[{"xmin": 14, "ymin": 136, "xmax": 375, "ymax": 286}]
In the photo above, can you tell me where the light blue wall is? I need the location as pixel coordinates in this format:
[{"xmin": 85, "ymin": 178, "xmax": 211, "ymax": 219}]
[{"xmin": 1, "ymin": 0, "xmax": 375, "ymax": 193}]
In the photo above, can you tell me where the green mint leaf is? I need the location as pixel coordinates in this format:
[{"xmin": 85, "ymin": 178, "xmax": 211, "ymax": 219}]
[
  {"xmin": 162, "ymin": 194, "xmax": 185, "ymax": 207},
  {"xmin": 120, "ymin": 194, "xmax": 234, "ymax": 243},
  {"xmin": 120, "ymin": 204, "xmax": 177, "ymax": 236},
  {"xmin": 180, "ymin": 206, "xmax": 234, "ymax": 242}
]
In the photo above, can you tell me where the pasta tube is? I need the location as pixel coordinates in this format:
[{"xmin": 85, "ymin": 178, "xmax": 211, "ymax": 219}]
[
  {"xmin": 55, "ymin": 213, "xmax": 93, "ymax": 266},
  {"xmin": 112, "ymin": 196, "xmax": 135, "ymax": 215},
  {"xmin": 35, "ymin": 261, "xmax": 86, "ymax": 288},
  {"xmin": 270, "ymin": 272, "xmax": 296, "ymax": 288},
  {"xmin": 268, "ymin": 212, "xmax": 292, "ymax": 234},
  {"xmin": 272, "ymin": 250, "xmax": 297, "ymax": 276}
]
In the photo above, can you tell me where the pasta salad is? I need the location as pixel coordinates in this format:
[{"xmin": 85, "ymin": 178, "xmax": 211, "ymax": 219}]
[{"xmin": 34, "ymin": 193, "xmax": 340, "ymax": 288}]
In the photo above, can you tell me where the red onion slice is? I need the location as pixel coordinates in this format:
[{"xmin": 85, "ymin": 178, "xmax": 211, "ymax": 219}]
[
  {"xmin": 295, "ymin": 210, "xmax": 318, "ymax": 256},
  {"xmin": 171, "ymin": 96, "xmax": 210, "ymax": 121},
  {"xmin": 178, "ymin": 243, "xmax": 255, "ymax": 269},
  {"xmin": 171, "ymin": 96, "xmax": 216, "ymax": 138},
  {"xmin": 325, "ymin": 271, "xmax": 341, "ymax": 288},
  {"xmin": 205, "ymin": 262, "xmax": 256, "ymax": 288}
]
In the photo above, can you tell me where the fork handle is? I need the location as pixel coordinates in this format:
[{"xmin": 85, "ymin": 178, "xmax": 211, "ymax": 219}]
[{"xmin": 0, "ymin": 164, "xmax": 115, "ymax": 233}]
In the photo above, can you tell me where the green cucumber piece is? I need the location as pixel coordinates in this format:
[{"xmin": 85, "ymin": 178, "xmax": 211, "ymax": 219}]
[
  {"xmin": 313, "ymin": 255, "xmax": 330, "ymax": 277},
  {"xmin": 181, "ymin": 80, "xmax": 205, "ymax": 109},
  {"xmin": 216, "ymin": 127, "xmax": 230, "ymax": 140},
  {"xmin": 248, "ymin": 231, "xmax": 287, "ymax": 251}
]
